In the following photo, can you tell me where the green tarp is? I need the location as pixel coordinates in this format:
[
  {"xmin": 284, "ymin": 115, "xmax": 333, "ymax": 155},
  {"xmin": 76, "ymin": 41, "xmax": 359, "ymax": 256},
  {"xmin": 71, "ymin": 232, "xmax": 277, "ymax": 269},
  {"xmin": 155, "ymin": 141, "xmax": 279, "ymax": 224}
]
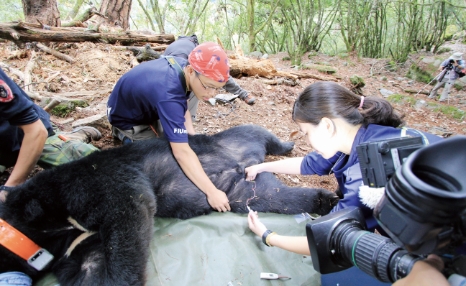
[{"xmin": 36, "ymin": 212, "xmax": 320, "ymax": 286}]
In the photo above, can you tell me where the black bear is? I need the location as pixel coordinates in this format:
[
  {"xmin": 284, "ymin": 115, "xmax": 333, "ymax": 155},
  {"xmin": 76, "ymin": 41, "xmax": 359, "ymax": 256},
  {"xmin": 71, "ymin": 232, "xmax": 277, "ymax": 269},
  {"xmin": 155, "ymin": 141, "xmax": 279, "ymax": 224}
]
[{"xmin": 0, "ymin": 124, "xmax": 338, "ymax": 285}]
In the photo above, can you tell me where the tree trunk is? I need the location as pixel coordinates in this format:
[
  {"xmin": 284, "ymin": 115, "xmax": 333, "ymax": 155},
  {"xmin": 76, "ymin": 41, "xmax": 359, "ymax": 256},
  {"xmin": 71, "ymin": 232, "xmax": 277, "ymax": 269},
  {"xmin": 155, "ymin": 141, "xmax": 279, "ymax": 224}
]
[
  {"xmin": 21, "ymin": 0, "xmax": 61, "ymax": 27},
  {"xmin": 99, "ymin": 0, "xmax": 132, "ymax": 30}
]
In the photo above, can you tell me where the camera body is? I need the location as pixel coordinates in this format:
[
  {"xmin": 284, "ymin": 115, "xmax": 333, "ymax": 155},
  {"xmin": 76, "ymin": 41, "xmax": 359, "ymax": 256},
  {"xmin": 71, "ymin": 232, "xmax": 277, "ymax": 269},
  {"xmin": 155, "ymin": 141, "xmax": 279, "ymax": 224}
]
[
  {"xmin": 357, "ymin": 136, "xmax": 424, "ymax": 188},
  {"xmin": 306, "ymin": 136, "xmax": 466, "ymax": 282},
  {"xmin": 446, "ymin": 59, "xmax": 456, "ymax": 69}
]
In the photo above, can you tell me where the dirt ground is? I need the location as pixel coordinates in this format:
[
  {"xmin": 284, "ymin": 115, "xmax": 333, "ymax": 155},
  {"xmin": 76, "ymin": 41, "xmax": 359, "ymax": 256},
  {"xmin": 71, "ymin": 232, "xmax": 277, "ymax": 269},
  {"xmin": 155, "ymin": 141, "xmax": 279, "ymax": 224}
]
[{"xmin": 1, "ymin": 41, "xmax": 465, "ymax": 190}]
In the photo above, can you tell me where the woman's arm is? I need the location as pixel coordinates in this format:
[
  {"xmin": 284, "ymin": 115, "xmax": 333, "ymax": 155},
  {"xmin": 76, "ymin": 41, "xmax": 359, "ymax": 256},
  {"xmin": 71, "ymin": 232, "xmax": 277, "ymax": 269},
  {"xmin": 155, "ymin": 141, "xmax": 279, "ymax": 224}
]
[
  {"xmin": 245, "ymin": 157, "xmax": 303, "ymax": 181},
  {"xmin": 248, "ymin": 211, "xmax": 310, "ymax": 255}
]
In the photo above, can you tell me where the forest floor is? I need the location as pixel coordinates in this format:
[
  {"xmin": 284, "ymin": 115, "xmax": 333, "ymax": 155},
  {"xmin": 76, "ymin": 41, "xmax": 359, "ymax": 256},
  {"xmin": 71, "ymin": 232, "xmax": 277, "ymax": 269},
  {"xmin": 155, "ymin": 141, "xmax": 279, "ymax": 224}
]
[{"xmin": 1, "ymin": 40, "xmax": 465, "ymax": 191}]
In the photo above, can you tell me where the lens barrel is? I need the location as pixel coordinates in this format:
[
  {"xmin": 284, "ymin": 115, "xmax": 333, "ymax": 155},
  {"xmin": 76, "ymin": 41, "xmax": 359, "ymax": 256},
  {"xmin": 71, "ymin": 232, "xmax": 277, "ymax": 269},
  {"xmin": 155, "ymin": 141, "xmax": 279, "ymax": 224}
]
[{"xmin": 337, "ymin": 228, "xmax": 421, "ymax": 282}]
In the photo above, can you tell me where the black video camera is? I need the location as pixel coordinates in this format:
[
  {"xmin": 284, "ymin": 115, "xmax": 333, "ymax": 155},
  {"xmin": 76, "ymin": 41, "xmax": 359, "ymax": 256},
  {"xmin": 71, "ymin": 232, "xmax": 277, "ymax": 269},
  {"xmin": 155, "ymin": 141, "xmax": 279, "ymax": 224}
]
[
  {"xmin": 306, "ymin": 136, "xmax": 466, "ymax": 283},
  {"xmin": 445, "ymin": 59, "xmax": 456, "ymax": 70}
]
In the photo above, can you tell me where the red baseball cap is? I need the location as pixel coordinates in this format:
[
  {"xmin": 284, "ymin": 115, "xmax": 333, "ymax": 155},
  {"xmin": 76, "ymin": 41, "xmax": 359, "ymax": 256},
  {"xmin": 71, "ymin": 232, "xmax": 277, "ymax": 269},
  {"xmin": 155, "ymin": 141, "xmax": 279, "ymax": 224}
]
[{"xmin": 188, "ymin": 42, "xmax": 230, "ymax": 82}]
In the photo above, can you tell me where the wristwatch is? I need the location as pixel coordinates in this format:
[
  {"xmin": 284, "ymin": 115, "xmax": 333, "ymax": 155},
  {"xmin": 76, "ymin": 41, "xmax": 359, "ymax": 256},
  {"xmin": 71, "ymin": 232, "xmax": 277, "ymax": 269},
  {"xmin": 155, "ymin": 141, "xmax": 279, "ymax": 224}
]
[
  {"xmin": 262, "ymin": 229, "xmax": 277, "ymax": 247},
  {"xmin": 0, "ymin": 185, "xmax": 13, "ymax": 191}
]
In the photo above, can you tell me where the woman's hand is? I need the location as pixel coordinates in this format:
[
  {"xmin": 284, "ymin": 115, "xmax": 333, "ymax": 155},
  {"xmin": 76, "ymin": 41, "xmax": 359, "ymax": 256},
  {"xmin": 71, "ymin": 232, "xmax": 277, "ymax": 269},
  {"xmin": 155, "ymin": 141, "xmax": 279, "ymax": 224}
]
[
  {"xmin": 247, "ymin": 210, "xmax": 267, "ymax": 237},
  {"xmin": 245, "ymin": 164, "xmax": 261, "ymax": 181}
]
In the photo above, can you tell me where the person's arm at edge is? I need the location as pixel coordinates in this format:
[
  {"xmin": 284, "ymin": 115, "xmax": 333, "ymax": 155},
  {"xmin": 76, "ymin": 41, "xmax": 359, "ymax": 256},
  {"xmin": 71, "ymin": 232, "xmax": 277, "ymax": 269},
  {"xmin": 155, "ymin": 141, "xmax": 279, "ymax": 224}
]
[
  {"xmin": 170, "ymin": 142, "xmax": 230, "ymax": 212},
  {"xmin": 267, "ymin": 234, "xmax": 310, "ymax": 256},
  {"xmin": 392, "ymin": 254, "xmax": 448, "ymax": 286},
  {"xmin": 184, "ymin": 110, "xmax": 196, "ymax": 135},
  {"xmin": 247, "ymin": 211, "xmax": 310, "ymax": 255},
  {"xmin": 5, "ymin": 119, "xmax": 48, "ymax": 186},
  {"xmin": 245, "ymin": 157, "xmax": 303, "ymax": 181}
]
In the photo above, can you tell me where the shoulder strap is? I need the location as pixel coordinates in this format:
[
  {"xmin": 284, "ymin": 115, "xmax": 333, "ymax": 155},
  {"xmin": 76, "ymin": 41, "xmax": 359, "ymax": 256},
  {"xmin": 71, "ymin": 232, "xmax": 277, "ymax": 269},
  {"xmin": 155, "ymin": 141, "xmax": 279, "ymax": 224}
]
[{"xmin": 163, "ymin": 56, "xmax": 188, "ymax": 95}]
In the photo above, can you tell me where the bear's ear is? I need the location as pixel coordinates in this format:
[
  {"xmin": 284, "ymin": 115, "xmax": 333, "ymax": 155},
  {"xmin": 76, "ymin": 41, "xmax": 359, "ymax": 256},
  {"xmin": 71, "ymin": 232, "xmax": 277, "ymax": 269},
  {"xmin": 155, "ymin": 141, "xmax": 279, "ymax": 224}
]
[{"xmin": 23, "ymin": 199, "xmax": 45, "ymax": 222}]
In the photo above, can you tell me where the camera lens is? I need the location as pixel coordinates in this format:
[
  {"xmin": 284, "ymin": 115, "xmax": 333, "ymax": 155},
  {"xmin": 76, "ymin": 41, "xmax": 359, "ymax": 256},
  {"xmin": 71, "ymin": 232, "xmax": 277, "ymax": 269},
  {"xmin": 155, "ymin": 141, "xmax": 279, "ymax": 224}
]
[
  {"xmin": 387, "ymin": 138, "xmax": 466, "ymax": 224},
  {"xmin": 333, "ymin": 222, "xmax": 421, "ymax": 282},
  {"xmin": 376, "ymin": 136, "xmax": 466, "ymax": 253}
]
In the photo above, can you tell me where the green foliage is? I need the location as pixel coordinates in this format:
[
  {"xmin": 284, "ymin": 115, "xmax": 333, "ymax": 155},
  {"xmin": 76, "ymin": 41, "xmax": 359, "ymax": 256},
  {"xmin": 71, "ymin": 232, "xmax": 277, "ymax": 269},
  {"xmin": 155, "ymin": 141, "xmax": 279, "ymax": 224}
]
[
  {"xmin": 387, "ymin": 94, "xmax": 418, "ymax": 107},
  {"xmin": 387, "ymin": 61, "xmax": 397, "ymax": 72},
  {"xmin": 444, "ymin": 24, "xmax": 458, "ymax": 41},
  {"xmin": 432, "ymin": 104, "xmax": 466, "ymax": 121},
  {"xmin": 350, "ymin": 75, "xmax": 365, "ymax": 88},
  {"xmin": 1, "ymin": 0, "xmax": 463, "ymax": 69},
  {"xmin": 0, "ymin": 0, "xmax": 24, "ymax": 22},
  {"xmin": 338, "ymin": 52, "xmax": 349, "ymax": 59}
]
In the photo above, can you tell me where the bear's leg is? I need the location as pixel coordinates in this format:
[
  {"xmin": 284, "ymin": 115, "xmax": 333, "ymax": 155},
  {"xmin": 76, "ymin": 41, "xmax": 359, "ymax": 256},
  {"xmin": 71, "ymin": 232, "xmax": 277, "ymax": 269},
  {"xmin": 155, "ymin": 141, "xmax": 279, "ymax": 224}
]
[{"xmin": 228, "ymin": 172, "xmax": 339, "ymax": 215}]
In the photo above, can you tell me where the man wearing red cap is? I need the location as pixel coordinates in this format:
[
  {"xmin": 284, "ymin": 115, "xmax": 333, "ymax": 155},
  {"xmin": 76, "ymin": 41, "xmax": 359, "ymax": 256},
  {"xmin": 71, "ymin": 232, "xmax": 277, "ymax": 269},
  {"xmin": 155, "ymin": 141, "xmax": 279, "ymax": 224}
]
[
  {"xmin": 107, "ymin": 42, "xmax": 231, "ymax": 212},
  {"xmin": 163, "ymin": 35, "xmax": 256, "ymax": 119}
]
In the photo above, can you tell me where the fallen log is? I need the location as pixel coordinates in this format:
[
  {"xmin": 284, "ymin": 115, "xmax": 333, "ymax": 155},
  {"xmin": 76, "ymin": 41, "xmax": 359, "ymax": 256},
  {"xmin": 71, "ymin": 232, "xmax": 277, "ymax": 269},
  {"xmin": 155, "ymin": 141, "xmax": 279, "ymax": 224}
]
[
  {"xmin": 289, "ymin": 71, "xmax": 337, "ymax": 81},
  {"xmin": 0, "ymin": 62, "xmax": 25, "ymax": 80},
  {"xmin": 38, "ymin": 89, "xmax": 112, "ymax": 98},
  {"xmin": 262, "ymin": 78, "xmax": 298, "ymax": 86},
  {"xmin": 229, "ymin": 55, "xmax": 298, "ymax": 80},
  {"xmin": 24, "ymin": 51, "xmax": 36, "ymax": 92},
  {"xmin": 404, "ymin": 89, "xmax": 429, "ymax": 95},
  {"xmin": 35, "ymin": 43, "xmax": 75, "ymax": 63},
  {"xmin": 0, "ymin": 21, "xmax": 175, "ymax": 45},
  {"xmin": 112, "ymin": 45, "xmax": 168, "ymax": 51},
  {"xmin": 126, "ymin": 44, "xmax": 161, "ymax": 62}
]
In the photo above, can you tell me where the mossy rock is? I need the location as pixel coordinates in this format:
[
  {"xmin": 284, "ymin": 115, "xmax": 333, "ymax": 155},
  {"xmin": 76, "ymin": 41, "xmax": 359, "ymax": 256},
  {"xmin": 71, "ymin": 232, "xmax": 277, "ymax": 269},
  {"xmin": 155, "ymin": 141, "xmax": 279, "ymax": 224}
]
[
  {"xmin": 454, "ymin": 82, "xmax": 464, "ymax": 91},
  {"xmin": 386, "ymin": 60, "xmax": 398, "ymax": 72},
  {"xmin": 406, "ymin": 64, "xmax": 437, "ymax": 84},
  {"xmin": 350, "ymin": 75, "xmax": 365, "ymax": 88},
  {"xmin": 51, "ymin": 100, "xmax": 89, "ymax": 117},
  {"xmin": 338, "ymin": 53, "xmax": 349, "ymax": 59},
  {"xmin": 305, "ymin": 64, "xmax": 337, "ymax": 74},
  {"xmin": 307, "ymin": 51, "xmax": 318, "ymax": 59},
  {"xmin": 436, "ymin": 47, "xmax": 452, "ymax": 54}
]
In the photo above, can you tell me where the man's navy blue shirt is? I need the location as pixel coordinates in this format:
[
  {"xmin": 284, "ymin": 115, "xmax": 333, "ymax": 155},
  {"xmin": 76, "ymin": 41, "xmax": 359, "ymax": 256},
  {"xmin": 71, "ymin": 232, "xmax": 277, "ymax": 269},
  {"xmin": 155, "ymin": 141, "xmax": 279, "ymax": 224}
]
[
  {"xmin": 0, "ymin": 68, "xmax": 53, "ymax": 167},
  {"xmin": 107, "ymin": 57, "xmax": 190, "ymax": 143}
]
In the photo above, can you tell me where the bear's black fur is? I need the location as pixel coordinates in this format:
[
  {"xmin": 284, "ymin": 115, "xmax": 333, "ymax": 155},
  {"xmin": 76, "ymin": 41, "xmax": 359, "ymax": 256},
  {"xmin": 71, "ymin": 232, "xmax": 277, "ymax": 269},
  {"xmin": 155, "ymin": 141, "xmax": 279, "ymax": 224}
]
[{"xmin": 0, "ymin": 124, "xmax": 338, "ymax": 285}]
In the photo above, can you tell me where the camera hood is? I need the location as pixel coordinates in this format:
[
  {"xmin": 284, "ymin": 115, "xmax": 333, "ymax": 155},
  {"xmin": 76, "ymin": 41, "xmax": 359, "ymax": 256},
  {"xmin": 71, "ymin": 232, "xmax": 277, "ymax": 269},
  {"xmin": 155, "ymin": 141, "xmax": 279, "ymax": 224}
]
[{"xmin": 375, "ymin": 135, "xmax": 466, "ymax": 253}]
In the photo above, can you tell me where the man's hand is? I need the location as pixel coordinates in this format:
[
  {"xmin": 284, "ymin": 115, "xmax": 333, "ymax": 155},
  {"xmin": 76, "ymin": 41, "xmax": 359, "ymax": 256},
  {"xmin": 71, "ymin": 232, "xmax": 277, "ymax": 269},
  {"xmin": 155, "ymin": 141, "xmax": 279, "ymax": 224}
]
[
  {"xmin": 0, "ymin": 191, "xmax": 7, "ymax": 202},
  {"xmin": 170, "ymin": 142, "xmax": 231, "ymax": 213},
  {"xmin": 393, "ymin": 254, "xmax": 448, "ymax": 286},
  {"xmin": 207, "ymin": 189, "xmax": 230, "ymax": 212}
]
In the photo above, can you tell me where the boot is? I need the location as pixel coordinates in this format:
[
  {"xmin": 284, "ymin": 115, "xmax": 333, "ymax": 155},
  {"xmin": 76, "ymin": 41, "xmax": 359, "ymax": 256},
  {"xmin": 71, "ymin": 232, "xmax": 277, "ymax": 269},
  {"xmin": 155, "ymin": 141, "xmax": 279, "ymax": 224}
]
[
  {"xmin": 63, "ymin": 126, "xmax": 102, "ymax": 143},
  {"xmin": 242, "ymin": 94, "xmax": 256, "ymax": 105}
]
